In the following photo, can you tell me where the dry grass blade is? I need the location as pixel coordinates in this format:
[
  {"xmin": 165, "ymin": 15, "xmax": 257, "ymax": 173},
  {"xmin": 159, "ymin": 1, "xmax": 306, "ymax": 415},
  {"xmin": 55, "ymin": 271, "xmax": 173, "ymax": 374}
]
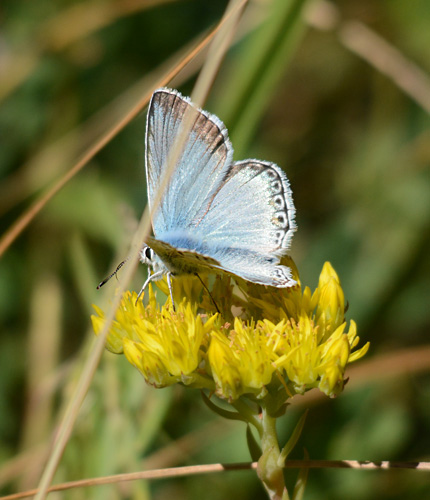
[
  {"xmin": 0, "ymin": 446, "xmax": 49, "ymax": 491},
  {"xmin": 0, "ymin": 0, "xmax": 178, "ymax": 101},
  {"xmin": 306, "ymin": 0, "xmax": 430, "ymax": 113},
  {"xmin": 31, "ymin": 1, "xmax": 248, "ymax": 499},
  {"xmin": 3, "ymin": 460, "xmax": 429, "ymax": 500},
  {"xmin": 0, "ymin": 5, "xmax": 262, "ymax": 218},
  {"xmin": 0, "ymin": 3, "xmax": 240, "ymax": 259},
  {"xmin": 0, "ymin": 28, "xmax": 211, "ymax": 218},
  {"xmin": 147, "ymin": 0, "xmax": 247, "ymax": 232},
  {"xmin": 339, "ymin": 22, "xmax": 430, "ymax": 114}
]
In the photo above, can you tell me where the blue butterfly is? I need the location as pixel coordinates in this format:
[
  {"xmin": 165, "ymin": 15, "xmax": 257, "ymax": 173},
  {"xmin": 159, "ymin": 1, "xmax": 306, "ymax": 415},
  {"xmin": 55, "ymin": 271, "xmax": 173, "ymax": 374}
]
[{"xmin": 137, "ymin": 88, "xmax": 297, "ymax": 305}]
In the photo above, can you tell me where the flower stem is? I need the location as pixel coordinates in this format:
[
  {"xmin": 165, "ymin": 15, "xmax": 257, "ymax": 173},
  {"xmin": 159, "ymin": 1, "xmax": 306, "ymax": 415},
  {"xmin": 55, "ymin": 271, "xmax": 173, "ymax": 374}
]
[{"xmin": 257, "ymin": 407, "xmax": 288, "ymax": 500}]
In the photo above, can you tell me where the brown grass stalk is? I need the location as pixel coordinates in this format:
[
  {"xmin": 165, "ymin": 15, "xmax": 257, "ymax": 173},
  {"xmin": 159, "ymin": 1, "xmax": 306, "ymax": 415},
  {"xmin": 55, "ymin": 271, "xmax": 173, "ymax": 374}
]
[
  {"xmin": 306, "ymin": 0, "xmax": 430, "ymax": 113},
  {"xmin": 2, "ymin": 460, "xmax": 429, "ymax": 500},
  {"xmin": 0, "ymin": 1, "xmax": 245, "ymax": 259},
  {"xmin": 30, "ymin": 1, "xmax": 248, "ymax": 499}
]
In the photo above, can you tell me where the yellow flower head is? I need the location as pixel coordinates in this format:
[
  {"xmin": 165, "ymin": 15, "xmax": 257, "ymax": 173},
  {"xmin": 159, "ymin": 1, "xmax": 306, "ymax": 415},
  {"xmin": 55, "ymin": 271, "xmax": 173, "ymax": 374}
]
[
  {"xmin": 208, "ymin": 318, "xmax": 277, "ymax": 401},
  {"xmin": 92, "ymin": 260, "xmax": 369, "ymax": 405},
  {"xmin": 92, "ymin": 286, "xmax": 218, "ymax": 388}
]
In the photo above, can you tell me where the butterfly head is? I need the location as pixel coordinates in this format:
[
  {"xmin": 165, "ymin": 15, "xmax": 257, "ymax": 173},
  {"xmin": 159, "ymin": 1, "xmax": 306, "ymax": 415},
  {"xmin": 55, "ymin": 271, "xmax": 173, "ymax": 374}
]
[
  {"xmin": 140, "ymin": 246, "xmax": 155, "ymax": 266},
  {"xmin": 140, "ymin": 245, "xmax": 167, "ymax": 275},
  {"xmin": 140, "ymin": 246, "xmax": 159, "ymax": 270}
]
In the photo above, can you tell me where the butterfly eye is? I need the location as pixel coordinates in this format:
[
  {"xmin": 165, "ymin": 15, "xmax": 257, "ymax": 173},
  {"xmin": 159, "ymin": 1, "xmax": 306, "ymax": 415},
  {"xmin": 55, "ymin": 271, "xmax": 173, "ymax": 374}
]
[
  {"xmin": 144, "ymin": 247, "xmax": 154, "ymax": 261},
  {"xmin": 140, "ymin": 246, "xmax": 154, "ymax": 265}
]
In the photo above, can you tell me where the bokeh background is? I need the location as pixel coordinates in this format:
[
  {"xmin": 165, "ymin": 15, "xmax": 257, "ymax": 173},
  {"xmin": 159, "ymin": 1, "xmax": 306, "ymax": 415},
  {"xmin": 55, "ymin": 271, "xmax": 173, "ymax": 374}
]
[{"xmin": 1, "ymin": 0, "xmax": 429, "ymax": 499}]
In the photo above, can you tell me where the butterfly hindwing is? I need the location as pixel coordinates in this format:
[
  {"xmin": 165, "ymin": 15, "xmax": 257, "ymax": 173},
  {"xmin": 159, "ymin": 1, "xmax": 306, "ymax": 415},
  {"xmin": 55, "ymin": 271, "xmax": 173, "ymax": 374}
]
[
  {"xmin": 179, "ymin": 160, "xmax": 296, "ymax": 286},
  {"xmin": 193, "ymin": 160, "xmax": 296, "ymax": 254}
]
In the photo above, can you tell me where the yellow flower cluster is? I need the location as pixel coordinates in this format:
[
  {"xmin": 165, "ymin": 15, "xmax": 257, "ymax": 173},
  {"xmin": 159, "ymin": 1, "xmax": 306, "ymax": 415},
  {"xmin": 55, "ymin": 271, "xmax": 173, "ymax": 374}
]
[{"xmin": 92, "ymin": 260, "xmax": 368, "ymax": 403}]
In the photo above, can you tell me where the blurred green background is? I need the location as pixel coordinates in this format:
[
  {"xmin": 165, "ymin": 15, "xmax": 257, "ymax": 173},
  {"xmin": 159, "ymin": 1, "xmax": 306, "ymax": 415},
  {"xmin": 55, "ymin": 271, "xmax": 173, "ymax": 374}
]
[{"xmin": 1, "ymin": 0, "xmax": 429, "ymax": 499}]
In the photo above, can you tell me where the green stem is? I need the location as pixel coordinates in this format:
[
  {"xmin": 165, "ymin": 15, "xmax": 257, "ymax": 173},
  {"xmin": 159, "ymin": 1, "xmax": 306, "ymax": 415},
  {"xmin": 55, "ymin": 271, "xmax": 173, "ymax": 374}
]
[{"xmin": 258, "ymin": 407, "xmax": 288, "ymax": 500}]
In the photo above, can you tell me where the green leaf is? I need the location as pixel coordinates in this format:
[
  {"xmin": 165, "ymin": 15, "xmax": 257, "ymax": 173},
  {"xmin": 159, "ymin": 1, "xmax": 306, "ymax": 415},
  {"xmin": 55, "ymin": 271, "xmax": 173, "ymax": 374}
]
[
  {"xmin": 246, "ymin": 424, "xmax": 262, "ymax": 461},
  {"xmin": 278, "ymin": 409, "xmax": 308, "ymax": 467},
  {"xmin": 216, "ymin": 0, "xmax": 309, "ymax": 156},
  {"xmin": 201, "ymin": 391, "xmax": 249, "ymax": 423}
]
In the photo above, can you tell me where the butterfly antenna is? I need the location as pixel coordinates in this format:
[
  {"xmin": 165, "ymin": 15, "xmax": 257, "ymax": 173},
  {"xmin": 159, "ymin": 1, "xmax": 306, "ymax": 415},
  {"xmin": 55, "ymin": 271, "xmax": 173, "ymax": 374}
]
[
  {"xmin": 97, "ymin": 259, "xmax": 128, "ymax": 289},
  {"xmin": 195, "ymin": 273, "xmax": 220, "ymax": 314}
]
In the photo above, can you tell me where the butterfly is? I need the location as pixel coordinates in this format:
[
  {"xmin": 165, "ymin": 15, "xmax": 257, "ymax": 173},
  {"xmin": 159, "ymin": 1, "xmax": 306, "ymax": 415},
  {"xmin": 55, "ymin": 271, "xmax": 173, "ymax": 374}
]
[{"xmin": 98, "ymin": 88, "xmax": 297, "ymax": 308}]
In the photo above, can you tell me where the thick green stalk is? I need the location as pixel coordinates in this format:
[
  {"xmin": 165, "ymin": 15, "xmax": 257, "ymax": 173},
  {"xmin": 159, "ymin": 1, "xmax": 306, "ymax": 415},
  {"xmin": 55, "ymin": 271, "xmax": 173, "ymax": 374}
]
[{"xmin": 257, "ymin": 407, "xmax": 288, "ymax": 500}]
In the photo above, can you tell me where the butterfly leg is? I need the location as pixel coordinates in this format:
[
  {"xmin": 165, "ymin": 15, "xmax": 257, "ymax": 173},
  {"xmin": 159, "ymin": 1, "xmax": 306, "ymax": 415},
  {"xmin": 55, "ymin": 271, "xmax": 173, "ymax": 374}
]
[
  {"xmin": 135, "ymin": 269, "xmax": 165, "ymax": 304},
  {"xmin": 195, "ymin": 273, "xmax": 220, "ymax": 314},
  {"xmin": 166, "ymin": 272, "xmax": 176, "ymax": 312}
]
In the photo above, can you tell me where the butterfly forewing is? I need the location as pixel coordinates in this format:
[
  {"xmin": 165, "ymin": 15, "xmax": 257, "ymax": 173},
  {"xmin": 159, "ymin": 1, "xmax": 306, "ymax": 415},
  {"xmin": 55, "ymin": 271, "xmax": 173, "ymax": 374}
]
[{"xmin": 146, "ymin": 89, "xmax": 233, "ymax": 235}]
